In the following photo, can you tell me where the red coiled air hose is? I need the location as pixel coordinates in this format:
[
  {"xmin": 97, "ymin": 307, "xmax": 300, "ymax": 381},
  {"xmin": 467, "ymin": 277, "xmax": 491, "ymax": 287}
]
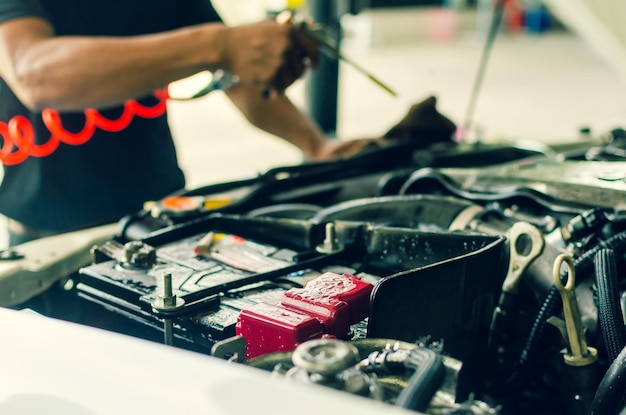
[{"xmin": 0, "ymin": 87, "xmax": 169, "ymax": 165}]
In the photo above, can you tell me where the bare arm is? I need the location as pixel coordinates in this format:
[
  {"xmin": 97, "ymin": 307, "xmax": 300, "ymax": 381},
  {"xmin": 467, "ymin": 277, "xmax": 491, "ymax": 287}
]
[
  {"xmin": 225, "ymin": 83, "xmax": 326, "ymax": 159},
  {"xmin": 0, "ymin": 17, "xmax": 298, "ymax": 111},
  {"xmin": 0, "ymin": 15, "xmax": 377, "ymax": 161},
  {"xmin": 225, "ymin": 84, "xmax": 385, "ymax": 161}
]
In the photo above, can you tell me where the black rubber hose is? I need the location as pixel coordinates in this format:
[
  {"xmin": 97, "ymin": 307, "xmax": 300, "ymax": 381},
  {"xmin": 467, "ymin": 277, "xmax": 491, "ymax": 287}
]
[
  {"xmin": 594, "ymin": 249, "xmax": 626, "ymax": 363},
  {"xmin": 395, "ymin": 347, "xmax": 445, "ymax": 412},
  {"xmin": 590, "ymin": 344, "xmax": 626, "ymax": 415},
  {"xmin": 518, "ymin": 230, "xmax": 626, "ymax": 371}
]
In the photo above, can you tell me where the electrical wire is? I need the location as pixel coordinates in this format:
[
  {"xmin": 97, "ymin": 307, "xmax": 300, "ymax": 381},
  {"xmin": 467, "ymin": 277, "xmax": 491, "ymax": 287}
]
[
  {"xmin": 0, "ymin": 88, "xmax": 169, "ymax": 165},
  {"xmin": 590, "ymin": 344, "xmax": 626, "ymax": 415},
  {"xmin": 594, "ymin": 249, "xmax": 626, "ymax": 365},
  {"xmin": 518, "ymin": 229, "xmax": 626, "ymax": 374}
]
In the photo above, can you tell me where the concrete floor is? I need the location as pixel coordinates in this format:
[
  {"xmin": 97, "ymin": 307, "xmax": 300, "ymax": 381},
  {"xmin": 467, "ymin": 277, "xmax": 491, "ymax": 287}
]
[{"xmin": 2, "ymin": 7, "xmax": 626, "ymax": 248}]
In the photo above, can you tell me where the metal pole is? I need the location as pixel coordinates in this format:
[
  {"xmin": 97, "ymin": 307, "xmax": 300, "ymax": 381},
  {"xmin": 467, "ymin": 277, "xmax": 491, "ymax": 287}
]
[{"xmin": 305, "ymin": 0, "xmax": 341, "ymax": 136}]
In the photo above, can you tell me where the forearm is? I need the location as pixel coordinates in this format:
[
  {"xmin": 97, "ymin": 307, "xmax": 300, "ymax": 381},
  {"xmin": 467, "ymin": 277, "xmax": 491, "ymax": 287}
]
[
  {"xmin": 2, "ymin": 19, "xmax": 227, "ymax": 111},
  {"xmin": 225, "ymin": 84, "xmax": 327, "ymax": 159}
]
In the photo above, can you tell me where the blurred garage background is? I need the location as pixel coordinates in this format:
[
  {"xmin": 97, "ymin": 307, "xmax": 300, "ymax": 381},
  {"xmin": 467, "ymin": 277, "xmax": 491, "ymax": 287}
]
[{"xmin": 171, "ymin": 0, "xmax": 626, "ymax": 187}]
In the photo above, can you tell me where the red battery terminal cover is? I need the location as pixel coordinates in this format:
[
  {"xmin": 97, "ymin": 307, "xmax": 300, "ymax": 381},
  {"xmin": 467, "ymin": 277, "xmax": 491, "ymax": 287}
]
[
  {"xmin": 236, "ymin": 272, "xmax": 373, "ymax": 360},
  {"xmin": 280, "ymin": 272, "xmax": 373, "ymax": 337},
  {"xmin": 236, "ymin": 302, "xmax": 324, "ymax": 360}
]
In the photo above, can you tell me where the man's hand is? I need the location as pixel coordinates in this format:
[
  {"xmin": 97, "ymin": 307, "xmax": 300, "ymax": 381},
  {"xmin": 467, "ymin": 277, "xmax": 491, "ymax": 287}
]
[
  {"xmin": 309, "ymin": 137, "xmax": 388, "ymax": 162},
  {"xmin": 220, "ymin": 19, "xmax": 319, "ymax": 96}
]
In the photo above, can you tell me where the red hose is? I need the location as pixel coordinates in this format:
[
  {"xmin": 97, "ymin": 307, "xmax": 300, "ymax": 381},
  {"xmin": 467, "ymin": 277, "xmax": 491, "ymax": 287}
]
[{"xmin": 0, "ymin": 87, "xmax": 170, "ymax": 165}]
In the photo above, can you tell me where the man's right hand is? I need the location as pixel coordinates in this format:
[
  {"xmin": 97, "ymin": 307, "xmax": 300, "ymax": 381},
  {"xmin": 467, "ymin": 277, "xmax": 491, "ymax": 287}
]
[{"xmin": 220, "ymin": 19, "xmax": 319, "ymax": 97}]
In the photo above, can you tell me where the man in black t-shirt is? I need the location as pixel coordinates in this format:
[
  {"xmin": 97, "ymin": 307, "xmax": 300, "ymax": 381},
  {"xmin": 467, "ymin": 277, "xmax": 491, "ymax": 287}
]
[{"xmin": 0, "ymin": 0, "xmax": 380, "ymax": 246}]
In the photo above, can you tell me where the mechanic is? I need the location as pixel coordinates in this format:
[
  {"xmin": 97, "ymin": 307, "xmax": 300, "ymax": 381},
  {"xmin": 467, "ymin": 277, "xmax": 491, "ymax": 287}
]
[{"xmin": 0, "ymin": 0, "xmax": 385, "ymax": 247}]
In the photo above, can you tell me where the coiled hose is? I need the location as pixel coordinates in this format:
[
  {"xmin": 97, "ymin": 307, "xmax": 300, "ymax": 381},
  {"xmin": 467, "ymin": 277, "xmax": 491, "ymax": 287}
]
[
  {"xmin": 1, "ymin": 88, "xmax": 168, "ymax": 165},
  {"xmin": 518, "ymin": 230, "xmax": 626, "ymax": 372}
]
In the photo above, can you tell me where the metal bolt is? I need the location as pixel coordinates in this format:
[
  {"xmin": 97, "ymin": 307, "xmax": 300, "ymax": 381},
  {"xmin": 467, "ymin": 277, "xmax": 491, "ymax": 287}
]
[
  {"xmin": 122, "ymin": 241, "xmax": 156, "ymax": 269},
  {"xmin": 316, "ymin": 222, "xmax": 342, "ymax": 254},
  {"xmin": 152, "ymin": 272, "xmax": 184, "ymax": 311},
  {"xmin": 292, "ymin": 339, "xmax": 359, "ymax": 377},
  {"xmin": 151, "ymin": 271, "xmax": 185, "ymax": 346},
  {"xmin": 162, "ymin": 272, "xmax": 173, "ymax": 298}
]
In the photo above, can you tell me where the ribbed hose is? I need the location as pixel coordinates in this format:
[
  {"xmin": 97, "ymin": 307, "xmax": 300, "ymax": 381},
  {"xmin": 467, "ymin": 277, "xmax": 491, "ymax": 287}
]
[
  {"xmin": 590, "ymin": 344, "xmax": 626, "ymax": 415},
  {"xmin": 594, "ymin": 249, "xmax": 626, "ymax": 363},
  {"xmin": 518, "ymin": 230, "xmax": 626, "ymax": 371}
]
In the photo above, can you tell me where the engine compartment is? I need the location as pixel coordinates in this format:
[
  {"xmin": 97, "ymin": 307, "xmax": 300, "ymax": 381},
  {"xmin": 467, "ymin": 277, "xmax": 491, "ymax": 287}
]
[{"xmin": 6, "ymin": 134, "xmax": 626, "ymax": 415}]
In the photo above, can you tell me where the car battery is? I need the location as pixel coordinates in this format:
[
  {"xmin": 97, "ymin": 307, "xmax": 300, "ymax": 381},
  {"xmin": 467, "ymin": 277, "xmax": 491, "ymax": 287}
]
[
  {"xmin": 74, "ymin": 196, "xmax": 506, "ymax": 377},
  {"xmin": 76, "ymin": 225, "xmax": 372, "ymax": 353}
]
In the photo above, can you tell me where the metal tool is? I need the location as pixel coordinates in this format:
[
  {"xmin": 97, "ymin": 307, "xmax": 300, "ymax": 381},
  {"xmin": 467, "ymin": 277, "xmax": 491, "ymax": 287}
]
[
  {"xmin": 170, "ymin": 15, "xmax": 396, "ymax": 100},
  {"xmin": 458, "ymin": 0, "xmax": 505, "ymax": 141},
  {"xmin": 298, "ymin": 23, "xmax": 397, "ymax": 97},
  {"xmin": 169, "ymin": 69, "xmax": 240, "ymax": 101}
]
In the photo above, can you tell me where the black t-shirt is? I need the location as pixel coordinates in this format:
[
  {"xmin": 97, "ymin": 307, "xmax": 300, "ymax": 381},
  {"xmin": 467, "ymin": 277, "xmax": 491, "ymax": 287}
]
[{"xmin": 0, "ymin": 0, "xmax": 221, "ymax": 231}]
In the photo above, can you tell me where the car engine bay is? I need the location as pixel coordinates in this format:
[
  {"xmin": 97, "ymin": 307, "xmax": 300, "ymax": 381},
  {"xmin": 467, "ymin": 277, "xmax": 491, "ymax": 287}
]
[{"xmin": 3, "ymin": 129, "xmax": 626, "ymax": 415}]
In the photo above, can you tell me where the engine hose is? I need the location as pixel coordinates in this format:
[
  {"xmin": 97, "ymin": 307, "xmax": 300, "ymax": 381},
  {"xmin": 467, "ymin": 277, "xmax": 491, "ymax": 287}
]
[
  {"xmin": 0, "ymin": 88, "xmax": 169, "ymax": 165},
  {"xmin": 518, "ymin": 230, "xmax": 626, "ymax": 372},
  {"xmin": 395, "ymin": 347, "xmax": 445, "ymax": 412},
  {"xmin": 594, "ymin": 249, "xmax": 626, "ymax": 364},
  {"xmin": 590, "ymin": 344, "xmax": 626, "ymax": 415}
]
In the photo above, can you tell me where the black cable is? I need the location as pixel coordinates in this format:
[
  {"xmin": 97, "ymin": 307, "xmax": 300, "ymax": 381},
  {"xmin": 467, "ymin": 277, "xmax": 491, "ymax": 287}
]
[
  {"xmin": 594, "ymin": 249, "xmax": 626, "ymax": 364},
  {"xmin": 395, "ymin": 348, "xmax": 445, "ymax": 412},
  {"xmin": 518, "ymin": 230, "xmax": 626, "ymax": 372},
  {"xmin": 590, "ymin": 344, "xmax": 626, "ymax": 415}
]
